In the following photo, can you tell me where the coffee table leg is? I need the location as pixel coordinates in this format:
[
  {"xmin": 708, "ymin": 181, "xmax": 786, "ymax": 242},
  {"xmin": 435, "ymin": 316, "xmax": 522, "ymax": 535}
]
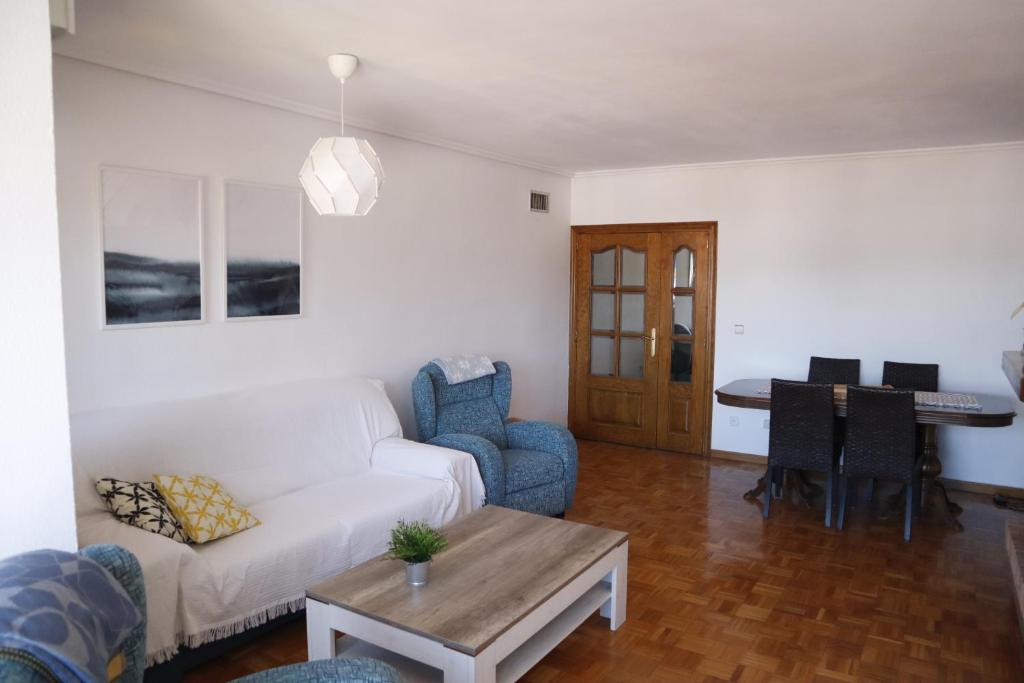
[
  {"xmin": 306, "ymin": 599, "xmax": 337, "ymax": 660},
  {"xmin": 600, "ymin": 542, "xmax": 628, "ymax": 630},
  {"xmin": 444, "ymin": 648, "xmax": 496, "ymax": 683}
]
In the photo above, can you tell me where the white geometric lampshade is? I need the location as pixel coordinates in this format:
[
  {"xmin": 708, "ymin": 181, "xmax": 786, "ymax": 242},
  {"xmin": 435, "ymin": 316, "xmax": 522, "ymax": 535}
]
[{"xmin": 299, "ymin": 136, "xmax": 384, "ymax": 216}]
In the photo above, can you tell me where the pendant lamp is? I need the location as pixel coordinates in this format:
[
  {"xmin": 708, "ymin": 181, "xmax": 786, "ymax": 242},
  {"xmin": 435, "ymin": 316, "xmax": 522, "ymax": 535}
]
[{"xmin": 299, "ymin": 54, "xmax": 384, "ymax": 216}]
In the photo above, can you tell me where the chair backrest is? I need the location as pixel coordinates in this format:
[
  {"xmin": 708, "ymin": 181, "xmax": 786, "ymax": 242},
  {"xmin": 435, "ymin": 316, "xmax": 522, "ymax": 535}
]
[
  {"xmin": 768, "ymin": 379, "xmax": 835, "ymax": 472},
  {"xmin": 843, "ymin": 385, "xmax": 917, "ymax": 481},
  {"xmin": 882, "ymin": 361, "xmax": 939, "ymax": 392},
  {"xmin": 412, "ymin": 361, "xmax": 512, "ymax": 448},
  {"xmin": 808, "ymin": 356, "xmax": 861, "ymax": 385}
]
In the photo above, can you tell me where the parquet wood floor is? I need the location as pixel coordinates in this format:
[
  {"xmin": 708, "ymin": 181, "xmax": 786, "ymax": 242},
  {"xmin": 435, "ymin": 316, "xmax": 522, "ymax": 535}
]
[{"xmin": 185, "ymin": 440, "xmax": 1024, "ymax": 682}]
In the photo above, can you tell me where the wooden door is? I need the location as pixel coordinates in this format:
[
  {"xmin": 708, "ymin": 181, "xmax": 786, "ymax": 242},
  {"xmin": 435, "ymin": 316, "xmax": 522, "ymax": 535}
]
[
  {"xmin": 655, "ymin": 230, "xmax": 712, "ymax": 453},
  {"xmin": 570, "ymin": 223, "xmax": 716, "ymax": 455},
  {"xmin": 571, "ymin": 232, "xmax": 661, "ymax": 447}
]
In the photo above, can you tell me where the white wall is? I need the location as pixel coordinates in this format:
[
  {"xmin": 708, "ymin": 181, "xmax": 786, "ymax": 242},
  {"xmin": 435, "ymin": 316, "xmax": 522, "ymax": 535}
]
[
  {"xmin": 54, "ymin": 58, "xmax": 571, "ymax": 435},
  {"xmin": 0, "ymin": 3, "xmax": 77, "ymax": 556},
  {"xmin": 572, "ymin": 144, "xmax": 1024, "ymax": 487}
]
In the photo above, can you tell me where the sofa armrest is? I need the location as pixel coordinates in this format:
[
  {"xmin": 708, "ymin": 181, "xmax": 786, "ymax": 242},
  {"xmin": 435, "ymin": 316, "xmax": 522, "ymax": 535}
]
[
  {"xmin": 505, "ymin": 421, "xmax": 578, "ymax": 508},
  {"xmin": 371, "ymin": 437, "xmax": 486, "ymax": 513},
  {"xmin": 426, "ymin": 434, "xmax": 506, "ymax": 506},
  {"xmin": 80, "ymin": 544, "xmax": 146, "ymax": 683}
]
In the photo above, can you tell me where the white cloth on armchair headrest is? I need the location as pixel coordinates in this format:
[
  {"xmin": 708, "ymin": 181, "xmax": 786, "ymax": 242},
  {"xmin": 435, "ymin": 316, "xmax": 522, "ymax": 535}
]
[
  {"xmin": 430, "ymin": 354, "xmax": 496, "ymax": 385},
  {"xmin": 71, "ymin": 377, "xmax": 402, "ymax": 516}
]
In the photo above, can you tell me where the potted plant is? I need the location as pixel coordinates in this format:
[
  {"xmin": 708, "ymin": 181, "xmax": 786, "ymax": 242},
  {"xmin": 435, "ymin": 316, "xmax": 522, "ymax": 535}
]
[{"xmin": 387, "ymin": 519, "xmax": 448, "ymax": 586}]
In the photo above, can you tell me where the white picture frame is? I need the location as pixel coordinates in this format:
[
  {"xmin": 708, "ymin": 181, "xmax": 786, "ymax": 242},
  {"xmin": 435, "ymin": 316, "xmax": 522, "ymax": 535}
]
[
  {"xmin": 223, "ymin": 180, "xmax": 303, "ymax": 321},
  {"xmin": 99, "ymin": 165, "xmax": 205, "ymax": 329}
]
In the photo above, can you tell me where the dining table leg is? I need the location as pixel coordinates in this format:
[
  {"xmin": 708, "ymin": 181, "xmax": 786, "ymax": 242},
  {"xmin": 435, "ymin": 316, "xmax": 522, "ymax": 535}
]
[
  {"xmin": 917, "ymin": 424, "xmax": 964, "ymax": 531},
  {"xmin": 744, "ymin": 468, "xmax": 820, "ymax": 506},
  {"xmin": 743, "ymin": 476, "xmax": 766, "ymax": 501}
]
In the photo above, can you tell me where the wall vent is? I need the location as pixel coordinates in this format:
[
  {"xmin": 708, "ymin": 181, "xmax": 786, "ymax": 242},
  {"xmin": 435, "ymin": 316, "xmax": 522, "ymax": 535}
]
[{"xmin": 530, "ymin": 191, "xmax": 550, "ymax": 213}]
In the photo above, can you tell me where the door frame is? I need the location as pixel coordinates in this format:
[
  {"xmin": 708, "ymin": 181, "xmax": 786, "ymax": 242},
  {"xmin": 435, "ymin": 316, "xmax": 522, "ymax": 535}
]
[{"xmin": 568, "ymin": 221, "xmax": 718, "ymax": 457}]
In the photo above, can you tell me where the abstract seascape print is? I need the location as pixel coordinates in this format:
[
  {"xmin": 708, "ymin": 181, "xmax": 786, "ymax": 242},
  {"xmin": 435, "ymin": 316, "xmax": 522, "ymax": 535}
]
[
  {"xmin": 225, "ymin": 182, "xmax": 302, "ymax": 318},
  {"xmin": 101, "ymin": 167, "xmax": 203, "ymax": 325}
]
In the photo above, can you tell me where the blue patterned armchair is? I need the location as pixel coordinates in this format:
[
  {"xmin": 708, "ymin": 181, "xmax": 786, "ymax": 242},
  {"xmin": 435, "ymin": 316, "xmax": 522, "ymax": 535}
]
[
  {"xmin": 412, "ymin": 361, "xmax": 578, "ymax": 516},
  {"xmin": 0, "ymin": 545, "xmax": 400, "ymax": 683}
]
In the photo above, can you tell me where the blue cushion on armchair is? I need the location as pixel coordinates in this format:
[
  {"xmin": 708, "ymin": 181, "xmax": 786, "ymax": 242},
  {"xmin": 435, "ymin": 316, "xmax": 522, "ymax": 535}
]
[
  {"xmin": 503, "ymin": 449, "xmax": 563, "ymax": 491},
  {"xmin": 412, "ymin": 360, "xmax": 578, "ymax": 516},
  {"xmin": 435, "ymin": 397, "xmax": 507, "ymax": 449}
]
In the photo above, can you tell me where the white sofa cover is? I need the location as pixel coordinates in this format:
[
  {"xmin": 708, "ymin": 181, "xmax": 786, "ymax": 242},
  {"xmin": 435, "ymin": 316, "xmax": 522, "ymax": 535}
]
[{"xmin": 71, "ymin": 377, "xmax": 484, "ymax": 665}]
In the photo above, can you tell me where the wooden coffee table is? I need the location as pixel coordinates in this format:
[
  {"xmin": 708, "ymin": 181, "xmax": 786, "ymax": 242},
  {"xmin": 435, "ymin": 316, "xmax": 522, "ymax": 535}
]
[{"xmin": 305, "ymin": 506, "xmax": 628, "ymax": 682}]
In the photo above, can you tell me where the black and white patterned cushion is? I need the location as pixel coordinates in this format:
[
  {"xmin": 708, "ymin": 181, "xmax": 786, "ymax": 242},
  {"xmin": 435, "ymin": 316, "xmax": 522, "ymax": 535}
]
[{"xmin": 95, "ymin": 478, "xmax": 189, "ymax": 544}]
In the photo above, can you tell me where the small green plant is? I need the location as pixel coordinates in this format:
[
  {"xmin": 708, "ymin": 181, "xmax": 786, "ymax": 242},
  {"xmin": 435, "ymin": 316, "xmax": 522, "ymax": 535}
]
[{"xmin": 387, "ymin": 520, "xmax": 448, "ymax": 564}]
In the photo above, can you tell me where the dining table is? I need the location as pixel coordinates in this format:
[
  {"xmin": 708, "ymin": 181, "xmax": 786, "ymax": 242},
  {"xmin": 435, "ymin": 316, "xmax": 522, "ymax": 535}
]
[{"xmin": 715, "ymin": 378, "xmax": 1018, "ymax": 531}]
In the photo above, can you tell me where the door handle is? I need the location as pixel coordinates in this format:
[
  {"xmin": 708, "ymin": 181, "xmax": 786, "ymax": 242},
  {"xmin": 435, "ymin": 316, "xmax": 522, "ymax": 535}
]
[{"xmin": 641, "ymin": 327, "xmax": 656, "ymax": 358}]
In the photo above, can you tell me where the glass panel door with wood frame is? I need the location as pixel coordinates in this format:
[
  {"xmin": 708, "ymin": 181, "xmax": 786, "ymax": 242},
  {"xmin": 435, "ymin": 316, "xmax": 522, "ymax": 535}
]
[
  {"xmin": 655, "ymin": 232, "xmax": 711, "ymax": 454},
  {"xmin": 571, "ymin": 232, "xmax": 660, "ymax": 448},
  {"xmin": 570, "ymin": 224, "xmax": 715, "ymax": 455}
]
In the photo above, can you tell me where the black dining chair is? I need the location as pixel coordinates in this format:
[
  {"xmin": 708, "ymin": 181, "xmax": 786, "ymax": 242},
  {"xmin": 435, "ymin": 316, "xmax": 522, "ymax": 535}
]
[
  {"xmin": 837, "ymin": 386, "xmax": 919, "ymax": 541},
  {"xmin": 882, "ymin": 361, "xmax": 939, "ymax": 392},
  {"xmin": 806, "ymin": 357, "xmax": 859, "ymax": 497},
  {"xmin": 764, "ymin": 379, "xmax": 838, "ymax": 527},
  {"xmin": 808, "ymin": 356, "xmax": 861, "ymax": 385},
  {"xmin": 880, "ymin": 361, "xmax": 938, "ymax": 508}
]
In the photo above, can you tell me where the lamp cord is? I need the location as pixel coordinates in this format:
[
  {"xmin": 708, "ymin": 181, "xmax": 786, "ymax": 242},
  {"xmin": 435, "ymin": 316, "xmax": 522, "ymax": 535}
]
[{"xmin": 339, "ymin": 80, "xmax": 345, "ymax": 136}]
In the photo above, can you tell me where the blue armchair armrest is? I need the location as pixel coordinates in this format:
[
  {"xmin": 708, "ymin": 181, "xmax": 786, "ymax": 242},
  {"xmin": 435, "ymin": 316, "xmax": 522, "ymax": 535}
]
[
  {"xmin": 427, "ymin": 433, "xmax": 506, "ymax": 506},
  {"xmin": 80, "ymin": 545, "xmax": 146, "ymax": 683},
  {"xmin": 505, "ymin": 421, "xmax": 578, "ymax": 508},
  {"xmin": 231, "ymin": 657, "xmax": 402, "ymax": 683}
]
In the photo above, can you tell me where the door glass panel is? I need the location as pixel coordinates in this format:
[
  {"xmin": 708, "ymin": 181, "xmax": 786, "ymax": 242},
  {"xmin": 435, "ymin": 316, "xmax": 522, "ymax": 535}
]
[
  {"xmin": 672, "ymin": 295, "xmax": 693, "ymax": 336},
  {"xmin": 590, "ymin": 336, "xmax": 614, "ymax": 376},
  {"xmin": 620, "ymin": 248, "xmax": 645, "ymax": 287},
  {"xmin": 619, "ymin": 338, "xmax": 645, "ymax": 378},
  {"xmin": 673, "ymin": 248, "xmax": 694, "ymax": 288},
  {"xmin": 591, "ymin": 292, "xmax": 615, "ymax": 330},
  {"xmin": 670, "ymin": 341, "xmax": 693, "ymax": 383},
  {"xmin": 591, "ymin": 249, "xmax": 615, "ymax": 286},
  {"xmin": 620, "ymin": 293, "xmax": 645, "ymax": 333}
]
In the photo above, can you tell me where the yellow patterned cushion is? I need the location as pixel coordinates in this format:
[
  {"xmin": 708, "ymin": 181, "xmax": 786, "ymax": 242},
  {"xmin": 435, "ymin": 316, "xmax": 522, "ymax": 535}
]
[{"xmin": 151, "ymin": 474, "xmax": 259, "ymax": 544}]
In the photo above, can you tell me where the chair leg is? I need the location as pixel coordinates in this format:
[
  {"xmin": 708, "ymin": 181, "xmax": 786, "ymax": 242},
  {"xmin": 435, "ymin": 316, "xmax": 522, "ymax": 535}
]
[
  {"xmin": 825, "ymin": 469, "xmax": 834, "ymax": 528},
  {"xmin": 904, "ymin": 478, "xmax": 914, "ymax": 542},
  {"xmin": 763, "ymin": 466, "xmax": 774, "ymax": 519},
  {"xmin": 837, "ymin": 476, "xmax": 848, "ymax": 530}
]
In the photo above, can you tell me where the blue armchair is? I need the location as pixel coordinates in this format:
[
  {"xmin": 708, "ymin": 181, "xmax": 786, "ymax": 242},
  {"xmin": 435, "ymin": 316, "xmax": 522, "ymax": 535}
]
[
  {"xmin": 412, "ymin": 361, "xmax": 578, "ymax": 516},
  {"xmin": 0, "ymin": 545, "xmax": 400, "ymax": 683}
]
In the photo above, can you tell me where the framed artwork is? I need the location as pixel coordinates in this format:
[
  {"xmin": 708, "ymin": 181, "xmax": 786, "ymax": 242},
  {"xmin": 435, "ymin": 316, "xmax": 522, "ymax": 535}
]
[
  {"xmin": 100, "ymin": 166, "xmax": 204, "ymax": 328},
  {"xmin": 224, "ymin": 180, "xmax": 303, "ymax": 320}
]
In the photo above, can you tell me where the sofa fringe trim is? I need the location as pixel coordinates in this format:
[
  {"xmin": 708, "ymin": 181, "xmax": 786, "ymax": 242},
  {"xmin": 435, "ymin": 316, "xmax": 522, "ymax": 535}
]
[{"xmin": 144, "ymin": 596, "xmax": 307, "ymax": 667}]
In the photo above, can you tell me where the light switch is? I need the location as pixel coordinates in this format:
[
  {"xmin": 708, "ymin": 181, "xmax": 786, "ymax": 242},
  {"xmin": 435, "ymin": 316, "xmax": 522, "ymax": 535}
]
[{"xmin": 734, "ymin": 324, "xmax": 745, "ymax": 335}]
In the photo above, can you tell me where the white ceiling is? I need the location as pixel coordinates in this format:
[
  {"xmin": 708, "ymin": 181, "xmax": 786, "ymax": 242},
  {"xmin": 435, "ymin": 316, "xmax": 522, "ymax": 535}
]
[{"xmin": 53, "ymin": 0, "xmax": 1024, "ymax": 174}]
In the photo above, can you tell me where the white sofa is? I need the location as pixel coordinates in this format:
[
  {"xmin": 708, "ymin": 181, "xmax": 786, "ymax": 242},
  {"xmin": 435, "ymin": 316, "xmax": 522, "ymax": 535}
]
[{"xmin": 71, "ymin": 377, "xmax": 485, "ymax": 665}]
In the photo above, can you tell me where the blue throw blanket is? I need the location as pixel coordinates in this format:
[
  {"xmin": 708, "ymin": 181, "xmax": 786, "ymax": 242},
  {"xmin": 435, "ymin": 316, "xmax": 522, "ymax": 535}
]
[{"xmin": 0, "ymin": 549, "xmax": 141, "ymax": 682}]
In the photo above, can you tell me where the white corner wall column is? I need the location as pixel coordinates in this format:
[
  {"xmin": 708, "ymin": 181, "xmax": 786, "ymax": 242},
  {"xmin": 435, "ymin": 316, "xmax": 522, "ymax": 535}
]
[{"xmin": 0, "ymin": 2, "xmax": 77, "ymax": 557}]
